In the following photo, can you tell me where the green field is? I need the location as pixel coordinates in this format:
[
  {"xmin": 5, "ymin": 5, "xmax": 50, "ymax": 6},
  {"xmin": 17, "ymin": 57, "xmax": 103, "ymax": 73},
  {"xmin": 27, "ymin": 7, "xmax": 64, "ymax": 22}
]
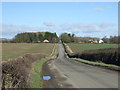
[
  {"xmin": 67, "ymin": 43, "xmax": 118, "ymax": 53},
  {"xmin": 2, "ymin": 43, "xmax": 55, "ymax": 61}
]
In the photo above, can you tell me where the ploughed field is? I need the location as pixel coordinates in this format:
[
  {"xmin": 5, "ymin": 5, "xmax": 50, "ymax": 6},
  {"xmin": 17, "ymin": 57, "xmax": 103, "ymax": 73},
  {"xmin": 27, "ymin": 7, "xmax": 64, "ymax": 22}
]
[
  {"xmin": 2, "ymin": 43, "xmax": 55, "ymax": 61},
  {"xmin": 67, "ymin": 43, "xmax": 118, "ymax": 53}
]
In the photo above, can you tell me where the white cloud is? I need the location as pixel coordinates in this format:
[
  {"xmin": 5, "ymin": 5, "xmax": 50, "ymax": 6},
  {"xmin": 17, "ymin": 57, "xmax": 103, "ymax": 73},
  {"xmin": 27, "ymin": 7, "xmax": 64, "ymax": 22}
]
[
  {"xmin": 99, "ymin": 23, "xmax": 117, "ymax": 28},
  {"xmin": 93, "ymin": 8, "xmax": 104, "ymax": 11},
  {"xmin": 60, "ymin": 23, "xmax": 99, "ymax": 33},
  {"xmin": 59, "ymin": 22, "xmax": 117, "ymax": 37},
  {"xmin": 1, "ymin": 22, "xmax": 118, "ymax": 38},
  {"xmin": 43, "ymin": 21, "xmax": 55, "ymax": 26},
  {"xmin": 1, "ymin": 24, "xmax": 55, "ymax": 38}
]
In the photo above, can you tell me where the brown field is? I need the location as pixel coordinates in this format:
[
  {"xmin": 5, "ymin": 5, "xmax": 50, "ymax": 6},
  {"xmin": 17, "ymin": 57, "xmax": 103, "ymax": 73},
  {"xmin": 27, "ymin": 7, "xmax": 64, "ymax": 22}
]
[{"xmin": 2, "ymin": 43, "xmax": 55, "ymax": 61}]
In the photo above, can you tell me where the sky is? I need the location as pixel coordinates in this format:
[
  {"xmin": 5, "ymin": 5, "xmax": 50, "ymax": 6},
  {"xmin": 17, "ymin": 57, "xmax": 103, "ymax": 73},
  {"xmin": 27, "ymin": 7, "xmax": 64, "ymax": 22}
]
[{"xmin": 1, "ymin": 2, "xmax": 118, "ymax": 39}]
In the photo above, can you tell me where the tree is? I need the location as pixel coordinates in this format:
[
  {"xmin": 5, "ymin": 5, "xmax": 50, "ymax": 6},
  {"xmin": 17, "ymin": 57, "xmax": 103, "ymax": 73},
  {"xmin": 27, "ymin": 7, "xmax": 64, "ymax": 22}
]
[
  {"xmin": 44, "ymin": 32, "xmax": 58, "ymax": 43},
  {"xmin": 12, "ymin": 32, "xmax": 58, "ymax": 43},
  {"xmin": 60, "ymin": 33, "xmax": 71, "ymax": 43},
  {"xmin": 109, "ymin": 36, "xmax": 119, "ymax": 44},
  {"xmin": 38, "ymin": 33, "xmax": 43, "ymax": 41},
  {"xmin": 71, "ymin": 34, "xmax": 75, "ymax": 42}
]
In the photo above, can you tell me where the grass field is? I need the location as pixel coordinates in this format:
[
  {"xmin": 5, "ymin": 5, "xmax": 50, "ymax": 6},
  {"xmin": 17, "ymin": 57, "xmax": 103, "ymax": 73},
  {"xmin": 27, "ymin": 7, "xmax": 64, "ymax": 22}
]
[
  {"xmin": 67, "ymin": 43, "xmax": 118, "ymax": 53},
  {"xmin": 2, "ymin": 43, "xmax": 55, "ymax": 61}
]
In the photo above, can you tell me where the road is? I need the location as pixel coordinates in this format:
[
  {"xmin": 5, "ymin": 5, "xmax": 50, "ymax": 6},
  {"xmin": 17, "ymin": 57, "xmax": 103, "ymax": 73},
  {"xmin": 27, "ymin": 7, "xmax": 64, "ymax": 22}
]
[{"xmin": 42, "ymin": 42, "xmax": 119, "ymax": 88}]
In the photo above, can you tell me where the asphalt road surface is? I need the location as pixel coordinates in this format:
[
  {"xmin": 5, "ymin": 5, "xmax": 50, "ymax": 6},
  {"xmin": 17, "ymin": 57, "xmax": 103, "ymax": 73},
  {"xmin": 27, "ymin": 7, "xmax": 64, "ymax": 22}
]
[{"xmin": 42, "ymin": 41, "xmax": 119, "ymax": 89}]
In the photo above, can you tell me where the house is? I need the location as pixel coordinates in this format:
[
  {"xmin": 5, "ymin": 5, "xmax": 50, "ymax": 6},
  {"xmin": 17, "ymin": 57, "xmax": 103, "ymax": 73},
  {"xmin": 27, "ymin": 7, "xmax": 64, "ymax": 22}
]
[
  {"xmin": 89, "ymin": 39, "xmax": 98, "ymax": 44},
  {"xmin": 93, "ymin": 40, "xmax": 98, "ymax": 43},
  {"xmin": 78, "ymin": 41, "xmax": 83, "ymax": 43},
  {"xmin": 99, "ymin": 39, "xmax": 104, "ymax": 43},
  {"xmin": 43, "ymin": 39, "xmax": 49, "ymax": 43},
  {"xmin": 37, "ymin": 41, "xmax": 41, "ymax": 43},
  {"xmin": 89, "ymin": 40, "xmax": 93, "ymax": 43}
]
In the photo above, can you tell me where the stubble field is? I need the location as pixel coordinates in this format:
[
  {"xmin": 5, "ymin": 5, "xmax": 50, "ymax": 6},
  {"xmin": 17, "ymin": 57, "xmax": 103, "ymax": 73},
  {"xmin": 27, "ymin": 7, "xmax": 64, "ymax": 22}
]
[{"xmin": 2, "ymin": 43, "xmax": 55, "ymax": 61}]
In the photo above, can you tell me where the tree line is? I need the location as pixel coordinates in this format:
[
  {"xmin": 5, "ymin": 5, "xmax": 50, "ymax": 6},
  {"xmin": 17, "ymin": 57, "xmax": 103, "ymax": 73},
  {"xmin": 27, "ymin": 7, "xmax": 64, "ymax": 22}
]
[
  {"xmin": 60, "ymin": 33, "xmax": 120, "ymax": 44},
  {"xmin": 2, "ymin": 32, "xmax": 119, "ymax": 44},
  {"xmin": 102, "ymin": 36, "xmax": 120, "ymax": 44},
  {"xmin": 10, "ymin": 32, "xmax": 59, "ymax": 43}
]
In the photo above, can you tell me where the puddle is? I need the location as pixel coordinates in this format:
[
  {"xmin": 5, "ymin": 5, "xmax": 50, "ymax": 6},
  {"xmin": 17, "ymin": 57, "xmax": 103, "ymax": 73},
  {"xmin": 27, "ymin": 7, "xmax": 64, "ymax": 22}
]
[{"xmin": 42, "ymin": 76, "xmax": 52, "ymax": 80}]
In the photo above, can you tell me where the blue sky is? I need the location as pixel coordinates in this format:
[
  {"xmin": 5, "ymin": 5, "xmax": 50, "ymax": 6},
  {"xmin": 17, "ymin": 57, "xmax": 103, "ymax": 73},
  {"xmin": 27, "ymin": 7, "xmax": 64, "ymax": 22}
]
[{"xmin": 2, "ymin": 2, "xmax": 118, "ymax": 39}]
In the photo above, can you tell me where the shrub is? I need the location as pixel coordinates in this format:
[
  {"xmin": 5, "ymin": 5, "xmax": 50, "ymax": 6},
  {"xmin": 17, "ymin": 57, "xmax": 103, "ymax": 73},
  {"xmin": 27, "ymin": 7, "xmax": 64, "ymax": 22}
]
[
  {"xmin": 2, "ymin": 54, "xmax": 46, "ymax": 88},
  {"xmin": 79, "ymin": 48, "xmax": 119, "ymax": 66},
  {"xmin": 64, "ymin": 43, "xmax": 119, "ymax": 66}
]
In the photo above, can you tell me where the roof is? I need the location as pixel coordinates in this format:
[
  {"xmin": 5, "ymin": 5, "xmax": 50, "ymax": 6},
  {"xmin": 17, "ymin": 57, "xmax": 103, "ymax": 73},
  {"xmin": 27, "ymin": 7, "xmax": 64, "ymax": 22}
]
[
  {"xmin": 43, "ymin": 39, "xmax": 49, "ymax": 42},
  {"xmin": 99, "ymin": 39, "xmax": 104, "ymax": 43}
]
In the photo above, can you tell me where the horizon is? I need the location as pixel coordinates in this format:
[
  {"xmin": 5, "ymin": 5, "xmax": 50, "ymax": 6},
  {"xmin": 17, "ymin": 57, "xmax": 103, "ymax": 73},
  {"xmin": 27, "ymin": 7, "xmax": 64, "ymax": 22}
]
[
  {"xmin": 1, "ymin": 31, "xmax": 118, "ymax": 40},
  {"xmin": 2, "ymin": 2, "xmax": 118, "ymax": 39}
]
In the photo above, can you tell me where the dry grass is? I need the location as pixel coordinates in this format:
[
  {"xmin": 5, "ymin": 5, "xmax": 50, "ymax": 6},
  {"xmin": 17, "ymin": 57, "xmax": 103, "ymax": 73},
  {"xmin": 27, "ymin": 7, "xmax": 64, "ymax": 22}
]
[{"xmin": 2, "ymin": 43, "xmax": 55, "ymax": 61}]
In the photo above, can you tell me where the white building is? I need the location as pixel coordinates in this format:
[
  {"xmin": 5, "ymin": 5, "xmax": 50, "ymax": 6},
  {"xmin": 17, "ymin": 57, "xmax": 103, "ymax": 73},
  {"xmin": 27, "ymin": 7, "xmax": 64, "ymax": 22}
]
[
  {"xmin": 37, "ymin": 41, "xmax": 41, "ymax": 43},
  {"xmin": 99, "ymin": 39, "xmax": 104, "ymax": 43},
  {"xmin": 43, "ymin": 39, "xmax": 49, "ymax": 43}
]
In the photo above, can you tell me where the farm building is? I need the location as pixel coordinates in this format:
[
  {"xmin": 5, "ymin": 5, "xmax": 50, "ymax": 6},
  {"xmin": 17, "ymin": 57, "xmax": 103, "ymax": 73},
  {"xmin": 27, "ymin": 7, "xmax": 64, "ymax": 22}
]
[
  {"xmin": 43, "ymin": 39, "xmax": 49, "ymax": 43},
  {"xmin": 37, "ymin": 41, "xmax": 41, "ymax": 43},
  {"xmin": 99, "ymin": 39, "xmax": 104, "ymax": 43},
  {"xmin": 88, "ymin": 40, "xmax": 93, "ymax": 43},
  {"xmin": 93, "ymin": 40, "xmax": 98, "ymax": 43},
  {"xmin": 89, "ymin": 40, "xmax": 98, "ymax": 43}
]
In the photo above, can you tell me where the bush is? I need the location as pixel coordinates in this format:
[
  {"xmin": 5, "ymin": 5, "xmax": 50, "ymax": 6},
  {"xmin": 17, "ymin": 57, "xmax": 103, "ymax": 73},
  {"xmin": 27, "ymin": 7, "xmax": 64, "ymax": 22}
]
[
  {"xmin": 2, "ymin": 54, "xmax": 46, "ymax": 88},
  {"xmin": 64, "ymin": 43, "xmax": 119, "ymax": 66}
]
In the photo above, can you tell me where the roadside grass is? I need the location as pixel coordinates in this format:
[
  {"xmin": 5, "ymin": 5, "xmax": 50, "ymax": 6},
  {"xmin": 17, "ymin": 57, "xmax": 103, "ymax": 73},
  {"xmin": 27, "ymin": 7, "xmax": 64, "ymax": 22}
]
[
  {"xmin": 67, "ymin": 43, "xmax": 118, "ymax": 53},
  {"xmin": 30, "ymin": 44, "xmax": 57, "ymax": 88},
  {"xmin": 30, "ymin": 57, "xmax": 50, "ymax": 88},
  {"xmin": 72, "ymin": 58, "xmax": 120, "ymax": 70},
  {"xmin": 2, "ymin": 43, "xmax": 55, "ymax": 61}
]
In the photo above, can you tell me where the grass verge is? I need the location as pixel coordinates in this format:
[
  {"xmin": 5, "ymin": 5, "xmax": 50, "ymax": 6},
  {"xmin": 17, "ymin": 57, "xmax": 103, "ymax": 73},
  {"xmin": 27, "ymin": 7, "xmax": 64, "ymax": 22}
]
[
  {"xmin": 30, "ymin": 44, "xmax": 57, "ymax": 88},
  {"xmin": 30, "ymin": 57, "xmax": 50, "ymax": 88},
  {"xmin": 72, "ymin": 58, "xmax": 120, "ymax": 71}
]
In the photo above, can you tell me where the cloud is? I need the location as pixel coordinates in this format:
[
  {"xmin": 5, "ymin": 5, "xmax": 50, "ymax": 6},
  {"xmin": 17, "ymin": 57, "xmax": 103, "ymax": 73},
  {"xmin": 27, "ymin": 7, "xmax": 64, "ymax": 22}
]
[
  {"xmin": 99, "ymin": 23, "xmax": 117, "ymax": 28},
  {"xmin": 60, "ymin": 23, "xmax": 99, "ymax": 33},
  {"xmin": 1, "ymin": 24, "xmax": 56, "ymax": 38},
  {"xmin": 60, "ymin": 23, "xmax": 117, "ymax": 35},
  {"xmin": 1, "ymin": 22, "xmax": 117, "ymax": 38},
  {"xmin": 43, "ymin": 21, "xmax": 54, "ymax": 26},
  {"xmin": 2, "ymin": 24, "xmax": 41, "ymax": 34},
  {"xmin": 93, "ymin": 8, "xmax": 104, "ymax": 11}
]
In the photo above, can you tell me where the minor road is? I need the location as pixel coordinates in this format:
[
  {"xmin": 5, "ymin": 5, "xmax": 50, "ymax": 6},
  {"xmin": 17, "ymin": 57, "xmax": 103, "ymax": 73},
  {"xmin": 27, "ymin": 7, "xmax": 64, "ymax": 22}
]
[{"xmin": 42, "ymin": 41, "xmax": 118, "ymax": 88}]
